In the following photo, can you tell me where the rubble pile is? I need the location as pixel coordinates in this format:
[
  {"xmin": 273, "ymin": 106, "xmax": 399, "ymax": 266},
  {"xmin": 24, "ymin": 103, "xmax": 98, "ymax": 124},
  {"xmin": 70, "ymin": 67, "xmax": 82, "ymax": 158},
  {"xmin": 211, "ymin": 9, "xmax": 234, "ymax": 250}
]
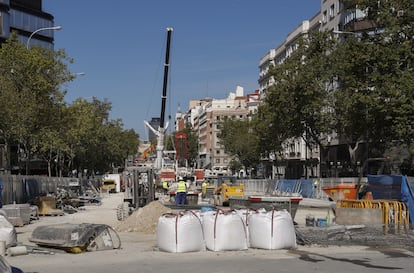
[{"xmin": 115, "ymin": 201, "xmax": 172, "ymax": 234}]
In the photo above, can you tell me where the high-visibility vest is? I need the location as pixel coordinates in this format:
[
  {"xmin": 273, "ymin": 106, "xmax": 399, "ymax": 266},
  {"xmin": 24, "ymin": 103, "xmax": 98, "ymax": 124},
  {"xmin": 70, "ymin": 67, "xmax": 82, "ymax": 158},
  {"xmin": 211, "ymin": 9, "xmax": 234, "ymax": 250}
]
[
  {"xmin": 176, "ymin": 181, "xmax": 187, "ymax": 193},
  {"xmin": 162, "ymin": 181, "xmax": 169, "ymax": 189}
]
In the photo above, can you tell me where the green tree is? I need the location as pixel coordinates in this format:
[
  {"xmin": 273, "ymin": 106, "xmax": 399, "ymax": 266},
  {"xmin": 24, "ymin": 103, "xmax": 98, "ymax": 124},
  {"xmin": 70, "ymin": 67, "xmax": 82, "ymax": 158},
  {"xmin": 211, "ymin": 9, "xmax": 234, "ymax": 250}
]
[
  {"xmin": 218, "ymin": 118, "xmax": 260, "ymax": 175},
  {"xmin": 0, "ymin": 33, "xmax": 72, "ymax": 174},
  {"xmin": 65, "ymin": 98, "xmax": 139, "ymax": 176},
  {"xmin": 31, "ymin": 102, "xmax": 68, "ymax": 176},
  {"xmin": 257, "ymin": 30, "xmax": 337, "ymax": 157},
  {"xmin": 333, "ymin": 0, "xmax": 414, "ymax": 169}
]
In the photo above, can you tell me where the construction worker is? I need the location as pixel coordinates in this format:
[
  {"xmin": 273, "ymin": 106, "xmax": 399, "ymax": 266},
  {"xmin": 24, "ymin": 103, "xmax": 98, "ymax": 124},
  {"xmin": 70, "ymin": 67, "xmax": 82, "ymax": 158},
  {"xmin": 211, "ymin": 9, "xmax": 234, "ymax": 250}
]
[
  {"xmin": 176, "ymin": 177, "xmax": 187, "ymax": 205},
  {"xmin": 201, "ymin": 180, "xmax": 207, "ymax": 198},
  {"xmin": 162, "ymin": 180, "xmax": 169, "ymax": 195}
]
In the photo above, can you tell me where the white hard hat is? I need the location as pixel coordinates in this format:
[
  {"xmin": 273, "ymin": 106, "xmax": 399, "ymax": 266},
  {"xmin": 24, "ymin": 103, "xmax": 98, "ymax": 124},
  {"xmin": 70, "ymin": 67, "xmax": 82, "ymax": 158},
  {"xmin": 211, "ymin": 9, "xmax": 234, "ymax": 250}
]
[{"xmin": 178, "ymin": 176, "xmax": 183, "ymax": 180}]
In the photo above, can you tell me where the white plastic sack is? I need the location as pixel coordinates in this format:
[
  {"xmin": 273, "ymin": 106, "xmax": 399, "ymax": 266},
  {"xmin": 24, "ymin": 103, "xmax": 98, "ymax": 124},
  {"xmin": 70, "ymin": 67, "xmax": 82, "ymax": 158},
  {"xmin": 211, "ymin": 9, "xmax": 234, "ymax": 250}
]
[
  {"xmin": 203, "ymin": 210, "xmax": 248, "ymax": 251},
  {"xmin": 248, "ymin": 209, "xmax": 296, "ymax": 250},
  {"xmin": 157, "ymin": 211, "xmax": 204, "ymax": 253},
  {"xmin": 0, "ymin": 214, "xmax": 17, "ymax": 248},
  {"xmin": 234, "ymin": 208, "xmax": 254, "ymax": 247}
]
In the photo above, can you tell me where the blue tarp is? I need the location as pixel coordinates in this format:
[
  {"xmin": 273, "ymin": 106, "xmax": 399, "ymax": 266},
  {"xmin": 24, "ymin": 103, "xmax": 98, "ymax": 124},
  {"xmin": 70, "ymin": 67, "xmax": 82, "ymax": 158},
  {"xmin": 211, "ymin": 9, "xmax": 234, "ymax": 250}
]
[
  {"xmin": 401, "ymin": 176, "xmax": 414, "ymax": 229},
  {"xmin": 368, "ymin": 175, "xmax": 414, "ymax": 229},
  {"xmin": 367, "ymin": 175, "xmax": 402, "ymax": 200}
]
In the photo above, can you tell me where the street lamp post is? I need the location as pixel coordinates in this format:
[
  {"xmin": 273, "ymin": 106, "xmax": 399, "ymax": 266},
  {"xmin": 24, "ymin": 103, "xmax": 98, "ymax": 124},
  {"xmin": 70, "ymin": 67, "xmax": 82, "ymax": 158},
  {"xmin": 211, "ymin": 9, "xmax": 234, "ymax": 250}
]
[{"xmin": 26, "ymin": 26, "xmax": 62, "ymax": 49}]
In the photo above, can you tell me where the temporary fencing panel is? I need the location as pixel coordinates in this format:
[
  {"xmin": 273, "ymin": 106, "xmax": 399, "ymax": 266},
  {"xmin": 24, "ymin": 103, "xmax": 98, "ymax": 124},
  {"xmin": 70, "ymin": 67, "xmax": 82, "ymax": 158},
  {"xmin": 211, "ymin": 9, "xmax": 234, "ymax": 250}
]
[{"xmin": 271, "ymin": 179, "xmax": 314, "ymax": 198}]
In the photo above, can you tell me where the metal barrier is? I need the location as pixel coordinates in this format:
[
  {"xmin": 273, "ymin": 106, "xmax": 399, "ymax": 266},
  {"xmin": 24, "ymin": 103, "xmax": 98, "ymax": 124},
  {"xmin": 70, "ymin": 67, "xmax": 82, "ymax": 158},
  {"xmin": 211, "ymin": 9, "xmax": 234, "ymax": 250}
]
[
  {"xmin": 241, "ymin": 179, "xmax": 270, "ymax": 195},
  {"xmin": 337, "ymin": 199, "xmax": 410, "ymax": 234},
  {"xmin": 0, "ymin": 175, "xmax": 97, "ymax": 205}
]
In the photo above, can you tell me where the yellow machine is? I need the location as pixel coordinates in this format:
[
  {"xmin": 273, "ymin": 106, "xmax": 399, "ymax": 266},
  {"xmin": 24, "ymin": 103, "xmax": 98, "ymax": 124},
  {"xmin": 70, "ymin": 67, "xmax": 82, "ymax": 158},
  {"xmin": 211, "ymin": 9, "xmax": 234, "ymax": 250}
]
[
  {"xmin": 101, "ymin": 179, "xmax": 116, "ymax": 193},
  {"xmin": 212, "ymin": 176, "xmax": 244, "ymax": 206}
]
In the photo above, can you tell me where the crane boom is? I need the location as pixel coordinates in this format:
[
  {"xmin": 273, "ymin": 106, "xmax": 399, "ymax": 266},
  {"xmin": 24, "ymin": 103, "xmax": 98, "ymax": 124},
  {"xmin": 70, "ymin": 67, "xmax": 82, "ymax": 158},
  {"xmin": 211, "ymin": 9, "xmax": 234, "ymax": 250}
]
[{"xmin": 155, "ymin": 27, "xmax": 173, "ymax": 170}]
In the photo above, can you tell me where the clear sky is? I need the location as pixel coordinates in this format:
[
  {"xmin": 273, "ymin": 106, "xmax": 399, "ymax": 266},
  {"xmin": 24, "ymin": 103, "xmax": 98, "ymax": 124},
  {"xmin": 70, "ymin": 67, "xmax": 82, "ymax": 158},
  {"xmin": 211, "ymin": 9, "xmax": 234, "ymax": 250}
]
[{"xmin": 42, "ymin": 0, "xmax": 320, "ymax": 140}]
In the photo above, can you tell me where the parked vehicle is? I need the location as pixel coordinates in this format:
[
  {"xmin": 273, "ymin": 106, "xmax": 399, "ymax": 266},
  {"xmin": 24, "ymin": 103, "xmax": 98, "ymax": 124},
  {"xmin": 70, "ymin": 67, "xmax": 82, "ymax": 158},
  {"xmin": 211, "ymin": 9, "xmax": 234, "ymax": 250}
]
[{"xmin": 211, "ymin": 176, "xmax": 244, "ymax": 206}]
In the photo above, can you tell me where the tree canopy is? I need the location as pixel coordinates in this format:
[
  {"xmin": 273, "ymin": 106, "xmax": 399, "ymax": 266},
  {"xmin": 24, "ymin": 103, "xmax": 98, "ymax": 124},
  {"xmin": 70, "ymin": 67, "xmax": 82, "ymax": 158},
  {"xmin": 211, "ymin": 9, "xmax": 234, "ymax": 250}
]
[
  {"xmin": 0, "ymin": 33, "xmax": 139, "ymax": 176},
  {"xmin": 218, "ymin": 117, "xmax": 260, "ymax": 174},
  {"xmin": 220, "ymin": 1, "xmax": 414, "ymax": 174}
]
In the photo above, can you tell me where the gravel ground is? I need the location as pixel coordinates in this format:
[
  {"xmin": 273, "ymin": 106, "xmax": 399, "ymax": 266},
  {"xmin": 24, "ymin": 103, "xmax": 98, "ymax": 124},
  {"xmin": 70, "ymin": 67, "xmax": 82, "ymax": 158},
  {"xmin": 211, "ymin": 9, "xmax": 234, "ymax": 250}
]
[{"xmin": 296, "ymin": 225, "xmax": 414, "ymax": 250}]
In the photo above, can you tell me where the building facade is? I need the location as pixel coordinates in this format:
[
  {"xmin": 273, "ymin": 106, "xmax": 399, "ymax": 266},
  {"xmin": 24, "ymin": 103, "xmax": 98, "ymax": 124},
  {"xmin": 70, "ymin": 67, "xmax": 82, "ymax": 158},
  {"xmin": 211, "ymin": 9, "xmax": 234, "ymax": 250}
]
[
  {"xmin": 147, "ymin": 117, "xmax": 161, "ymax": 143},
  {"xmin": 183, "ymin": 86, "xmax": 255, "ymax": 174},
  {"xmin": 258, "ymin": 0, "xmax": 377, "ymax": 179},
  {"xmin": 0, "ymin": 0, "xmax": 57, "ymax": 49}
]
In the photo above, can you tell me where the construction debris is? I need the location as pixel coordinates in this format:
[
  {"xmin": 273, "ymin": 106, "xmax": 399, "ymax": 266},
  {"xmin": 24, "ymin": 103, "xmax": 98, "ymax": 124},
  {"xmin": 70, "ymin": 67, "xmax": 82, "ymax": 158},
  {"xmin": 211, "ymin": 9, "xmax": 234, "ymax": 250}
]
[
  {"xmin": 29, "ymin": 223, "xmax": 121, "ymax": 253},
  {"xmin": 115, "ymin": 201, "xmax": 173, "ymax": 233}
]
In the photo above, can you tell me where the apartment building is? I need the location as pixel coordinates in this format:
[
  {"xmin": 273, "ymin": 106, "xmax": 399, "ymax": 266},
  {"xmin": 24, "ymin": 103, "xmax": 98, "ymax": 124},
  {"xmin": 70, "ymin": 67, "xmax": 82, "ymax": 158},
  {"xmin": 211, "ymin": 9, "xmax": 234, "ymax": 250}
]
[
  {"xmin": 257, "ymin": 1, "xmax": 360, "ymax": 179},
  {"xmin": 183, "ymin": 86, "xmax": 260, "ymax": 173}
]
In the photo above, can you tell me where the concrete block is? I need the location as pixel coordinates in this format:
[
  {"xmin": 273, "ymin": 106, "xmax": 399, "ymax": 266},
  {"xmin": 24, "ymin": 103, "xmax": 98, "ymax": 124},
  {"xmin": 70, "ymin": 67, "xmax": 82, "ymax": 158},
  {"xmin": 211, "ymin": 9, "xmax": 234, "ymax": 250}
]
[{"xmin": 336, "ymin": 208, "xmax": 383, "ymax": 225}]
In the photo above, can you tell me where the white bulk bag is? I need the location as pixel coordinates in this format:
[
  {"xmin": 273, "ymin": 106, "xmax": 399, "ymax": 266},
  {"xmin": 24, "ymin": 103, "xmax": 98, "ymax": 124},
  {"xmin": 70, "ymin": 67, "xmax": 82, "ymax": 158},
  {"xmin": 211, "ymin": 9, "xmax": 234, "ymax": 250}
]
[
  {"xmin": 203, "ymin": 210, "xmax": 248, "ymax": 251},
  {"xmin": 0, "ymin": 214, "xmax": 17, "ymax": 248},
  {"xmin": 199, "ymin": 209, "xmax": 216, "ymax": 226},
  {"xmin": 157, "ymin": 211, "xmax": 204, "ymax": 253},
  {"xmin": 233, "ymin": 208, "xmax": 253, "ymax": 247},
  {"xmin": 248, "ymin": 209, "xmax": 296, "ymax": 250}
]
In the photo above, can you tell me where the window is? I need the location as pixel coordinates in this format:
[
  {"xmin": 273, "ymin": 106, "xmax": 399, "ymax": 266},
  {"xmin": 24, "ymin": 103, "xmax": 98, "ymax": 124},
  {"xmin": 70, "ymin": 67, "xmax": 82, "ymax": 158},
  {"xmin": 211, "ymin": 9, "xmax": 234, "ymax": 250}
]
[
  {"xmin": 216, "ymin": 150, "xmax": 220, "ymax": 155},
  {"xmin": 216, "ymin": 159, "xmax": 220, "ymax": 163},
  {"xmin": 322, "ymin": 10, "xmax": 327, "ymax": 24},
  {"xmin": 329, "ymin": 4, "xmax": 335, "ymax": 19}
]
